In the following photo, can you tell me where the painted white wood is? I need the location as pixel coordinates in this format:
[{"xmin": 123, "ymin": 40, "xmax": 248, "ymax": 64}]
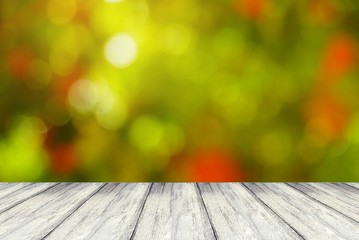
[
  {"xmin": 199, "ymin": 183, "xmax": 302, "ymax": 240},
  {"xmin": 245, "ymin": 183, "xmax": 359, "ymax": 240},
  {"xmin": 0, "ymin": 183, "xmax": 32, "ymax": 199},
  {"xmin": 345, "ymin": 182, "xmax": 359, "ymax": 189},
  {"xmin": 288, "ymin": 183, "xmax": 359, "ymax": 222},
  {"xmin": 133, "ymin": 183, "xmax": 215, "ymax": 240},
  {"xmin": 0, "ymin": 183, "xmax": 104, "ymax": 240},
  {"xmin": 0, "ymin": 183, "xmax": 358, "ymax": 239},
  {"xmin": 0, "ymin": 183, "xmax": 57, "ymax": 214},
  {"xmin": 326, "ymin": 183, "xmax": 359, "ymax": 197},
  {"xmin": 45, "ymin": 183, "xmax": 150, "ymax": 240}
]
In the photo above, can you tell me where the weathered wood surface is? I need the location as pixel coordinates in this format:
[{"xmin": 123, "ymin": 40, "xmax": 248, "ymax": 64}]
[
  {"xmin": 243, "ymin": 183, "xmax": 359, "ymax": 240},
  {"xmin": 0, "ymin": 183, "xmax": 104, "ymax": 240},
  {"xmin": 0, "ymin": 183, "xmax": 32, "ymax": 198},
  {"xmin": 46, "ymin": 183, "xmax": 151, "ymax": 240},
  {"xmin": 345, "ymin": 182, "xmax": 359, "ymax": 189},
  {"xmin": 198, "ymin": 183, "xmax": 303, "ymax": 239},
  {"xmin": 287, "ymin": 183, "xmax": 359, "ymax": 222},
  {"xmin": 132, "ymin": 183, "xmax": 215, "ymax": 240},
  {"xmin": 0, "ymin": 183, "xmax": 357, "ymax": 240},
  {"xmin": 0, "ymin": 183, "xmax": 57, "ymax": 214}
]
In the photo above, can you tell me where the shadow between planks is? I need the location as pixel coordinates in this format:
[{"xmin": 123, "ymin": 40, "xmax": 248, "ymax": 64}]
[{"xmin": 0, "ymin": 182, "xmax": 358, "ymax": 240}]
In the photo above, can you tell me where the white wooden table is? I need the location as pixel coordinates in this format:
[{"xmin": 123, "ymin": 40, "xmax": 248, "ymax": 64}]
[{"xmin": 0, "ymin": 183, "xmax": 358, "ymax": 239}]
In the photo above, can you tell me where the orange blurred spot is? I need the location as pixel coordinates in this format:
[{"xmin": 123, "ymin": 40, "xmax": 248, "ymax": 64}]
[
  {"xmin": 308, "ymin": 0, "xmax": 335, "ymax": 24},
  {"xmin": 233, "ymin": 0, "xmax": 267, "ymax": 21},
  {"xmin": 49, "ymin": 144, "xmax": 77, "ymax": 175},
  {"xmin": 52, "ymin": 67, "xmax": 85, "ymax": 97},
  {"xmin": 73, "ymin": 3, "xmax": 90, "ymax": 24},
  {"xmin": 188, "ymin": 149, "xmax": 245, "ymax": 182},
  {"xmin": 44, "ymin": 127, "xmax": 77, "ymax": 175},
  {"xmin": 6, "ymin": 48, "xmax": 32, "ymax": 79},
  {"xmin": 304, "ymin": 94, "xmax": 349, "ymax": 141},
  {"xmin": 320, "ymin": 34, "xmax": 357, "ymax": 84}
]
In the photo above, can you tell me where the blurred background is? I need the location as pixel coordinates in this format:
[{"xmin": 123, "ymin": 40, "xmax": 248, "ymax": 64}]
[{"xmin": 1, "ymin": 0, "xmax": 359, "ymax": 181}]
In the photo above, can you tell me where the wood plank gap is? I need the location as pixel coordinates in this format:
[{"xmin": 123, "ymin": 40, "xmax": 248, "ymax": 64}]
[
  {"xmin": 129, "ymin": 183, "xmax": 154, "ymax": 240},
  {"xmin": 326, "ymin": 183, "xmax": 359, "ymax": 194},
  {"xmin": 195, "ymin": 183, "xmax": 218, "ymax": 240},
  {"xmin": 286, "ymin": 183, "xmax": 359, "ymax": 224},
  {"xmin": 242, "ymin": 183, "xmax": 306, "ymax": 240},
  {"xmin": 0, "ymin": 183, "xmax": 61, "ymax": 215},
  {"xmin": 0, "ymin": 183, "xmax": 34, "ymax": 199},
  {"xmin": 341, "ymin": 183, "xmax": 359, "ymax": 191},
  {"xmin": 41, "ymin": 183, "xmax": 107, "ymax": 240}
]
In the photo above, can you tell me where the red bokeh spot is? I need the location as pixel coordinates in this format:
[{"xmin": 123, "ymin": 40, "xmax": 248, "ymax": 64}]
[
  {"xmin": 48, "ymin": 144, "xmax": 77, "ymax": 175},
  {"xmin": 233, "ymin": 0, "xmax": 267, "ymax": 21},
  {"xmin": 188, "ymin": 149, "xmax": 245, "ymax": 182},
  {"xmin": 6, "ymin": 47, "xmax": 32, "ymax": 79},
  {"xmin": 44, "ymin": 128, "xmax": 77, "ymax": 175},
  {"xmin": 320, "ymin": 34, "xmax": 357, "ymax": 84},
  {"xmin": 304, "ymin": 94, "xmax": 349, "ymax": 141}
]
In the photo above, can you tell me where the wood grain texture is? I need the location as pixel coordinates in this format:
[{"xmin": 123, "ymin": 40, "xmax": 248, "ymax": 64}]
[
  {"xmin": 0, "ymin": 183, "xmax": 358, "ymax": 240},
  {"xmin": 0, "ymin": 182, "xmax": 57, "ymax": 214},
  {"xmin": 0, "ymin": 183, "xmax": 104, "ymax": 240},
  {"xmin": 288, "ymin": 183, "xmax": 359, "ymax": 222},
  {"xmin": 345, "ymin": 182, "xmax": 359, "ymax": 189},
  {"xmin": 0, "ymin": 183, "xmax": 32, "ymax": 199},
  {"xmin": 45, "ymin": 183, "xmax": 151, "ymax": 240},
  {"xmin": 198, "ymin": 183, "xmax": 303, "ymax": 240},
  {"xmin": 244, "ymin": 183, "xmax": 359, "ymax": 240},
  {"xmin": 132, "ymin": 183, "xmax": 215, "ymax": 240}
]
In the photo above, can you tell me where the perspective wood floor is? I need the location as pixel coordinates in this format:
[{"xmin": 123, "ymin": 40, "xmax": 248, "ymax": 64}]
[{"xmin": 0, "ymin": 183, "xmax": 358, "ymax": 239}]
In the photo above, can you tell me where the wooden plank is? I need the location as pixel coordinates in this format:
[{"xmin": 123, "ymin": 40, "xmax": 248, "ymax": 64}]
[
  {"xmin": 0, "ymin": 182, "xmax": 357, "ymax": 239},
  {"xmin": 288, "ymin": 183, "xmax": 359, "ymax": 222},
  {"xmin": 344, "ymin": 182, "xmax": 359, "ymax": 189},
  {"xmin": 132, "ymin": 183, "xmax": 215, "ymax": 240},
  {"xmin": 198, "ymin": 183, "xmax": 303, "ymax": 240},
  {"xmin": 325, "ymin": 183, "xmax": 359, "ymax": 197},
  {"xmin": 0, "ymin": 183, "xmax": 33, "ymax": 199},
  {"xmin": 44, "ymin": 183, "xmax": 151, "ymax": 240},
  {"xmin": 0, "ymin": 182, "xmax": 57, "ymax": 214},
  {"xmin": 245, "ymin": 183, "xmax": 359, "ymax": 239},
  {"xmin": 0, "ymin": 183, "xmax": 104, "ymax": 240}
]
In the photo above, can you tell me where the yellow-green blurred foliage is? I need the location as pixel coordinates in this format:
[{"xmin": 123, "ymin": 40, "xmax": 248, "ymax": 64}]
[{"xmin": 1, "ymin": 0, "xmax": 359, "ymax": 181}]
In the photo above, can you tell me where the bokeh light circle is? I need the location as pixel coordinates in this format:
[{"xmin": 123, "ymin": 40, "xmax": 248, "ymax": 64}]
[{"xmin": 104, "ymin": 33, "xmax": 138, "ymax": 68}]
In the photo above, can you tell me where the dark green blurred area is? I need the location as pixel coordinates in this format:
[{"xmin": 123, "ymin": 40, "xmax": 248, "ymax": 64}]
[{"xmin": 1, "ymin": 0, "xmax": 359, "ymax": 181}]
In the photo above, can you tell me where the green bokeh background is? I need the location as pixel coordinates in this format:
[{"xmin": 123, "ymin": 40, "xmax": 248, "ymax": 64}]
[{"xmin": 1, "ymin": 0, "xmax": 359, "ymax": 181}]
